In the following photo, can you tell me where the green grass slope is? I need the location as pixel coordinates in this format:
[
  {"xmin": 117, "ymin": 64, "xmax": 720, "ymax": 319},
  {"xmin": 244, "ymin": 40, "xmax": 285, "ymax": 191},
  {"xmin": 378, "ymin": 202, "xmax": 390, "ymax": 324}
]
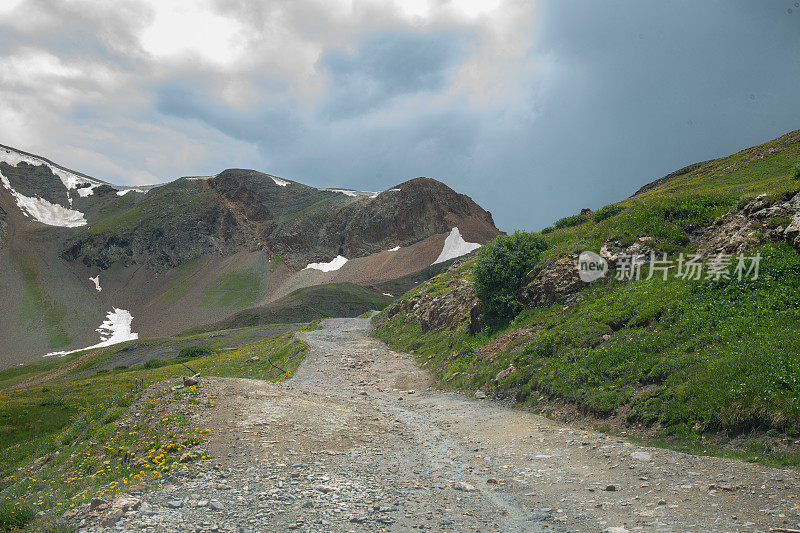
[{"xmin": 374, "ymin": 129, "xmax": 800, "ymax": 465}]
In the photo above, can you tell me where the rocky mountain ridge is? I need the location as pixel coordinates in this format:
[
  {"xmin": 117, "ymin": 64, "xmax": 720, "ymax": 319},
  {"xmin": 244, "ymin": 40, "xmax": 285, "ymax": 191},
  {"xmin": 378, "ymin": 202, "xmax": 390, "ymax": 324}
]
[{"xmin": 0, "ymin": 144, "xmax": 499, "ymax": 366}]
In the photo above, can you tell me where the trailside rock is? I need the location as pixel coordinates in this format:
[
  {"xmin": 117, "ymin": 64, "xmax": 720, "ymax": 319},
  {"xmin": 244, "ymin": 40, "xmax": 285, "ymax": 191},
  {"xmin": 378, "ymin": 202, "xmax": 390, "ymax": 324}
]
[
  {"xmin": 519, "ymin": 256, "xmax": 586, "ymax": 309},
  {"xmin": 383, "ymin": 275, "xmax": 480, "ymax": 333}
]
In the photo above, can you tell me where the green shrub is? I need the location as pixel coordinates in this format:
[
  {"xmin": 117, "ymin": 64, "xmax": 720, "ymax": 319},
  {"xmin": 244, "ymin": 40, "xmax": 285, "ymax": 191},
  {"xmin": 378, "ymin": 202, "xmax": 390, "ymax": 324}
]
[
  {"xmin": 38, "ymin": 394, "xmax": 68, "ymax": 408},
  {"xmin": 540, "ymin": 226, "xmax": 554, "ymax": 234},
  {"xmin": 143, "ymin": 358, "xmax": 164, "ymax": 369},
  {"xmin": 0, "ymin": 504, "xmax": 35, "ymax": 531},
  {"xmin": 554, "ymin": 213, "xmax": 589, "ymax": 229},
  {"xmin": 592, "ymin": 204, "xmax": 625, "ymax": 223},
  {"xmin": 473, "ymin": 232, "xmax": 548, "ymax": 325},
  {"xmin": 102, "ymin": 406, "xmax": 126, "ymax": 424},
  {"xmin": 661, "ymin": 195, "xmax": 732, "ymax": 228},
  {"xmin": 178, "ymin": 345, "xmax": 213, "ymax": 358},
  {"xmin": 766, "ymin": 217, "xmax": 792, "ymax": 229},
  {"xmin": 791, "ymin": 166, "xmax": 800, "ymax": 180}
]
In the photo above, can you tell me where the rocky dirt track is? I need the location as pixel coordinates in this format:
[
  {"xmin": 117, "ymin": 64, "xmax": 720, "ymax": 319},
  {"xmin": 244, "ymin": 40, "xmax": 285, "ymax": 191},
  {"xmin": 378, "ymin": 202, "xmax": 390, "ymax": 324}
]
[{"xmin": 82, "ymin": 319, "xmax": 800, "ymax": 532}]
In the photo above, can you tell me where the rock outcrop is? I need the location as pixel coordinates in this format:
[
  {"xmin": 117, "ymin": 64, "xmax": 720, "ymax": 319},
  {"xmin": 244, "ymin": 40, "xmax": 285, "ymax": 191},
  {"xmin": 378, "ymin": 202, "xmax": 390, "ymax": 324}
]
[
  {"xmin": 698, "ymin": 191, "xmax": 800, "ymax": 255},
  {"xmin": 384, "ymin": 278, "xmax": 482, "ymax": 333},
  {"xmin": 519, "ymin": 256, "xmax": 587, "ymax": 308},
  {"xmin": 62, "ymin": 171, "xmax": 500, "ymax": 271}
]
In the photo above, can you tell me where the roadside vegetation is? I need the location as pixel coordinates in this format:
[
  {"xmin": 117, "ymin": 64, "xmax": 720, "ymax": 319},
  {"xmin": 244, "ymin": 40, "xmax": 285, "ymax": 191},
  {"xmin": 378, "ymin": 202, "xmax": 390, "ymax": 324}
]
[
  {"xmin": 374, "ymin": 129, "xmax": 800, "ymax": 466},
  {"xmin": 0, "ymin": 323, "xmax": 314, "ymax": 530}
]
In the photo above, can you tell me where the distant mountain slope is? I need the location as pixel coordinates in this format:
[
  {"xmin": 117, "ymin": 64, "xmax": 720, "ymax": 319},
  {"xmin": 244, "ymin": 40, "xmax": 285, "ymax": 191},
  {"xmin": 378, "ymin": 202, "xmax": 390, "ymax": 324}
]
[{"xmin": 0, "ymin": 145, "xmax": 500, "ymax": 366}]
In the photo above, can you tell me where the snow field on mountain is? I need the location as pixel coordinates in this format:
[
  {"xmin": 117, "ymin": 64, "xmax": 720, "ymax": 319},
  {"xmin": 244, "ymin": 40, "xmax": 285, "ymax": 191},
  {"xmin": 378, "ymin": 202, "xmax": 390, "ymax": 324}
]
[
  {"xmin": 433, "ymin": 227, "xmax": 481, "ymax": 264},
  {"xmin": 305, "ymin": 255, "xmax": 349, "ymax": 272},
  {"xmin": 45, "ymin": 308, "xmax": 138, "ymax": 357},
  {"xmin": 0, "ymin": 171, "xmax": 88, "ymax": 227}
]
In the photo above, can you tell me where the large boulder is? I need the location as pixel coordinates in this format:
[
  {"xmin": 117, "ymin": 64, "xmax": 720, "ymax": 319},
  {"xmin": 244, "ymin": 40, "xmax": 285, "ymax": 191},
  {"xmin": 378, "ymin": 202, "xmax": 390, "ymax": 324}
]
[
  {"xmin": 519, "ymin": 256, "xmax": 587, "ymax": 308},
  {"xmin": 418, "ymin": 280, "xmax": 480, "ymax": 331},
  {"xmin": 381, "ymin": 278, "xmax": 481, "ymax": 332}
]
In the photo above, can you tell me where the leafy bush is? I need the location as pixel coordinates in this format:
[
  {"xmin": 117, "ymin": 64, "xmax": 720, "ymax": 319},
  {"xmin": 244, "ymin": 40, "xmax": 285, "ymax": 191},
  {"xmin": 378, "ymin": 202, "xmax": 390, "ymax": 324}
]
[
  {"xmin": 766, "ymin": 217, "xmax": 792, "ymax": 229},
  {"xmin": 661, "ymin": 195, "xmax": 732, "ymax": 228},
  {"xmin": 0, "ymin": 504, "xmax": 35, "ymax": 530},
  {"xmin": 791, "ymin": 166, "xmax": 800, "ymax": 180},
  {"xmin": 143, "ymin": 358, "xmax": 164, "ymax": 369},
  {"xmin": 540, "ymin": 226, "xmax": 554, "ymax": 234},
  {"xmin": 553, "ymin": 213, "xmax": 590, "ymax": 229},
  {"xmin": 592, "ymin": 204, "xmax": 625, "ymax": 223},
  {"xmin": 101, "ymin": 406, "xmax": 126, "ymax": 424},
  {"xmin": 178, "ymin": 345, "xmax": 214, "ymax": 358},
  {"xmin": 473, "ymin": 232, "xmax": 548, "ymax": 325},
  {"xmin": 38, "ymin": 394, "xmax": 68, "ymax": 408}
]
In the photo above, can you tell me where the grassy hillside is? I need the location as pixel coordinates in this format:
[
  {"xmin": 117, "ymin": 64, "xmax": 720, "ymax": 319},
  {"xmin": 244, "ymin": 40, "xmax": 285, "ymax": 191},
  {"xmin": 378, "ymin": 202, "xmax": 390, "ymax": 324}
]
[
  {"xmin": 188, "ymin": 283, "xmax": 392, "ymax": 334},
  {"xmin": 374, "ymin": 129, "xmax": 800, "ymax": 464},
  {"xmin": 0, "ymin": 323, "xmax": 314, "ymax": 530},
  {"xmin": 534, "ymin": 130, "xmax": 800, "ymax": 263}
]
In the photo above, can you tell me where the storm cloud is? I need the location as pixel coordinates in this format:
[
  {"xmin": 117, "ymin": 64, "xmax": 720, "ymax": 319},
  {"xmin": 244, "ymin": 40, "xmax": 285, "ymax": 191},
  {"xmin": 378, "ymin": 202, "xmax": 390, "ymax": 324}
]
[{"xmin": 0, "ymin": 0, "xmax": 798, "ymax": 231}]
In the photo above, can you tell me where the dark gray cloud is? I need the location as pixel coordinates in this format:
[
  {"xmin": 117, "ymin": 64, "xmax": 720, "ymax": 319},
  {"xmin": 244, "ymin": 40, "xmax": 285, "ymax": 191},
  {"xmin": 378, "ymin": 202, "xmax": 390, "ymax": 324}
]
[
  {"xmin": 0, "ymin": 0, "xmax": 798, "ymax": 232},
  {"xmin": 319, "ymin": 29, "xmax": 467, "ymax": 118},
  {"xmin": 505, "ymin": 0, "xmax": 800, "ymax": 230}
]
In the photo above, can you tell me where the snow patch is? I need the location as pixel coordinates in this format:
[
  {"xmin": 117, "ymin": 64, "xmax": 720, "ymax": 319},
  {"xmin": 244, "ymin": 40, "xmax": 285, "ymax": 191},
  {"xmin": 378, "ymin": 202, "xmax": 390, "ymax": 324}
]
[
  {"xmin": 0, "ymin": 171, "xmax": 87, "ymax": 227},
  {"xmin": 272, "ymin": 176, "xmax": 289, "ymax": 187},
  {"xmin": 387, "ymin": 246, "xmax": 401, "ymax": 252},
  {"xmin": 45, "ymin": 308, "xmax": 138, "ymax": 357},
  {"xmin": 0, "ymin": 147, "xmax": 104, "ymax": 202},
  {"xmin": 89, "ymin": 275, "xmax": 101, "ymax": 292},
  {"xmin": 324, "ymin": 188, "xmax": 379, "ymax": 199},
  {"xmin": 304, "ymin": 255, "xmax": 348, "ymax": 272},
  {"xmin": 433, "ymin": 227, "xmax": 481, "ymax": 265},
  {"xmin": 116, "ymin": 188, "xmax": 146, "ymax": 196}
]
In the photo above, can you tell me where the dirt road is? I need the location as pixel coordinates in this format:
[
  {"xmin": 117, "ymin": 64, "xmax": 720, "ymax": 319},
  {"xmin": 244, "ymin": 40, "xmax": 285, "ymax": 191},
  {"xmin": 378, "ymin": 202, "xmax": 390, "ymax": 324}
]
[{"xmin": 100, "ymin": 318, "xmax": 800, "ymax": 532}]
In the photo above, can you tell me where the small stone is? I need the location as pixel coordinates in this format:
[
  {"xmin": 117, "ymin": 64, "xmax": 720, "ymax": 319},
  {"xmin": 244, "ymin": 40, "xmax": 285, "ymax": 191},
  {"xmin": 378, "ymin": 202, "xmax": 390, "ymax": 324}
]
[
  {"xmin": 631, "ymin": 451, "xmax": 652, "ymax": 462},
  {"xmin": 111, "ymin": 495, "xmax": 142, "ymax": 512},
  {"xmin": 474, "ymin": 391, "xmax": 487, "ymax": 399},
  {"xmin": 101, "ymin": 508, "xmax": 124, "ymax": 527},
  {"xmin": 90, "ymin": 497, "xmax": 108, "ymax": 510},
  {"xmin": 453, "ymin": 481, "xmax": 477, "ymax": 492},
  {"xmin": 208, "ymin": 500, "xmax": 224, "ymax": 511},
  {"xmin": 487, "ymin": 477, "xmax": 504, "ymax": 485},
  {"xmin": 179, "ymin": 453, "xmax": 194, "ymax": 463},
  {"xmin": 197, "ymin": 500, "xmax": 208, "ymax": 507},
  {"xmin": 166, "ymin": 500, "xmax": 183, "ymax": 509},
  {"xmin": 603, "ymin": 527, "xmax": 630, "ymax": 533},
  {"xmin": 605, "ymin": 485, "xmax": 617, "ymax": 492}
]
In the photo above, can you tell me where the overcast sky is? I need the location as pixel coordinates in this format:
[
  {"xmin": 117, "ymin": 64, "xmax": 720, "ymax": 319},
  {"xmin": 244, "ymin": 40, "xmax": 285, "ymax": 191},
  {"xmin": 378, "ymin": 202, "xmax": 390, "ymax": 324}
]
[{"xmin": 1, "ymin": 0, "xmax": 798, "ymax": 231}]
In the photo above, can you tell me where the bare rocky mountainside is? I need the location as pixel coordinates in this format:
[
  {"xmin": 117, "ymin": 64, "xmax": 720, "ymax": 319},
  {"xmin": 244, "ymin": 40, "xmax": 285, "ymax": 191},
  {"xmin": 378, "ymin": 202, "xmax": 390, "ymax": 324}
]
[{"xmin": 0, "ymin": 144, "xmax": 499, "ymax": 366}]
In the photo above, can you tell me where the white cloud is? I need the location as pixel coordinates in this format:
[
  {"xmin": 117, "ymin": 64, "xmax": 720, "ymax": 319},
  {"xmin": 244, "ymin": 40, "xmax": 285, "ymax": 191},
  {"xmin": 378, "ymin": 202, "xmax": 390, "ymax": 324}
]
[
  {"xmin": 139, "ymin": 0, "xmax": 246, "ymax": 66},
  {"xmin": 0, "ymin": 0, "xmax": 537, "ymax": 212}
]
